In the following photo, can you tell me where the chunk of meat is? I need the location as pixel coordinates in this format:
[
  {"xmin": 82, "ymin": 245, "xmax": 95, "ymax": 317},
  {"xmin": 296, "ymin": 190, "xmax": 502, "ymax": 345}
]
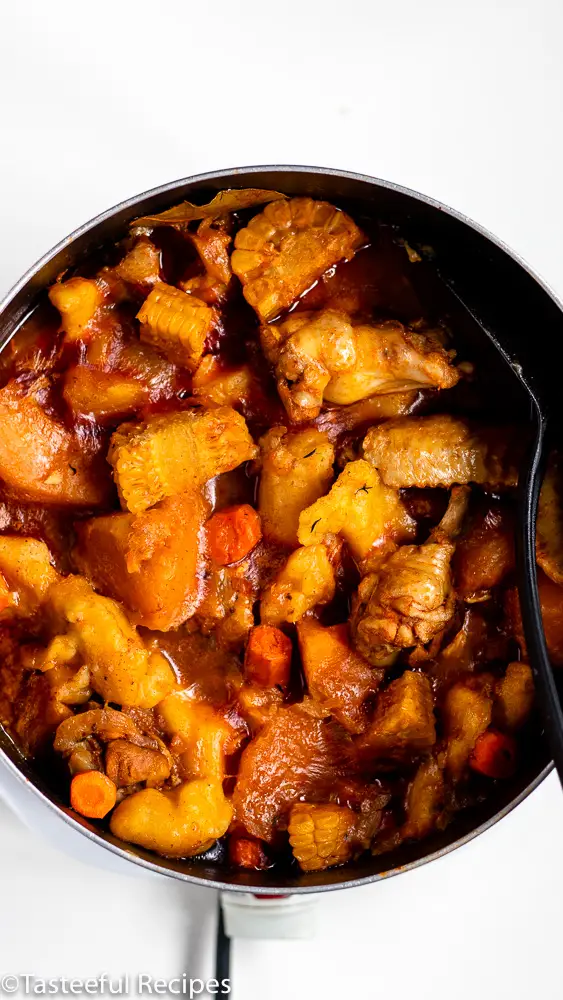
[
  {"xmin": 244, "ymin": 626, "xmax": 292, "ymax": 689},
  {"xmin": 0, "ymin": 378, "xmax": 111, "ymax": 505},
  {"xmin": 260, "ymin": 545, "xmax": 335, "ymax": 626},
  {"xmin": 63, "ymin": 366, "xmax": 148, "ymax": 423},
  {"xmin": 363, "ymin": 414, "xmax": 520, "ymax": 488},
  {"xmin": 258, "ymin": 426, "xmax": 335, "ymax": 548},
  {"xmin": 0, "ymin": 536, "xmax": 60, "ymax": 621},
  {"xmin": 188, "ymin": 218, "xmax": 232, "ymax": 291},
  {"xmin": 506, "ymin": 572, "xmax": 563, "ymax": 666},
  {"xmin": 402, "ymin": 756, "xmax": 445, "ymax": 840},
  {"xmin": 232, "ymin": 706, "xmax": 352, "ymax": 841},
  {"xmin": 43, "ymin": 576, "xmax": 175, "ymax": 708},
  {"xmin": 5, "ymin": 670, "xmax": 73, "ymax": 756},
  {"xmin": 265, "ymin": 310, "xmax": 459, "ymax": 422},
  {"xmin": 74, "ymin": 490, "xmax": 209, "ymax": 630},
  {"xmin": 356, "ymin": 671, "xmax": 436, "ymax": 760},
  {"xmin": 196, "ymin": 562, "xmax": 256, "ymax": 650},
  {"xmin": 297, "ymin": 619, "xmax": 381, "ymax": 733},
  {"xmin": 48, "ymin": 278, "xmax": 105, "ymax": 342},
  {"xmin": 297, "ymin": 459, "xmax": 414, "ymax": 564},
  {"xmin": 137, "ymin": 282, "xmax": 215, "ymax": 370},
  {"xmin": 442, "ymin": 676, "xmax": 494, "ymax": 778},
  {"xmin": 235, "ymin": 683, "xmax": 284, "ymax": 734},
  {"xmin": 536, "ymin": 453, "xmax": 563, "ymax": 585},
  {"xmin": 157, "ymin": 694, "xmax": 240, "ymax": 782},
  {"xmin": 105, "ymin": 739, "xmax": 170, "ymax": 788},
  {"xmin": 494, "ymin": 662, "xmax": 534, "ymax": 731},
  {"xmin": 288, "ymin": 802, "xmax": 357, "ymax": 871},
  {"xmin": 315, "ymin": 391, "xmax": 417, "ymax": 442},
  {"xmin": 351, "ymin": 488, "xmax": 469, "ymax": 664},
  {"xmin": 108, "ymin": 406, "xmax": 257, "ymax": 513},
  {"xmin": 228, "ymin": 836, "xmax": 270, "ymax": 870},
  {"xmin": 232, "ymin": 198, "xmax": 363, "ymax": 322},
  {"xmin": 54, "ymin": 706, "xmax": 159, "ymax": 755},
  {"xmin": 110, "ymin": 778, "xmax": 233, "ymax": 857},
  {"xmin": 454, "ymin": 504, "xmax": 514, "ymax": 601},
  {"xmin": 115, "ymin": 236, "xmax": 162, "ymax": 289}
]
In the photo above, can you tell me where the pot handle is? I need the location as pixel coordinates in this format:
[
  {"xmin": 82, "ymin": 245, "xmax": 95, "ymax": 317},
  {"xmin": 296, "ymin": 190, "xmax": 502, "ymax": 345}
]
[{"xmin": 219, "ymin": 891, "xmax": 317, "ymax": 940}]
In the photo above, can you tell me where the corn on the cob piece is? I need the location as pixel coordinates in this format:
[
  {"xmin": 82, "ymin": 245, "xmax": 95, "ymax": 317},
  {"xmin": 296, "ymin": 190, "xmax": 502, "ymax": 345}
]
[
  {"xmin": 288, "ymin": 802, "xmax": 356, "ymax": 871},
  {"xmin": 137, "ymin": 282, "xmax": 215, "ymax": 370}
]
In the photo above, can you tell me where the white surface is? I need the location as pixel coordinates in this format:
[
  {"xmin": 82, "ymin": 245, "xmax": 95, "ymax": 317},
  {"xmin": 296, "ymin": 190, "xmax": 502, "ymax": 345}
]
[{"xmin": 1, "ymin": 0, "xmax": 563, "ymax": 997}]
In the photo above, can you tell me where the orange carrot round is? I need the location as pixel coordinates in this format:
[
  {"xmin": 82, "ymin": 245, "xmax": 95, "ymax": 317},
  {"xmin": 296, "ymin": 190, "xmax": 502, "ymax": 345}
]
[
  {"xmin": 469, "ymin": 729, "xmax": 517, "ymax": 779},
  {"xmin": 244, "ymin": 625, "xmax": 292, "ymax": 688},
  {"xmin": 70, "ymin": 770, "xmax": 117, "ymax": 818},
  {"xmin": 207, "ymin": 504, "xmax": 262, "ymax": 565}
]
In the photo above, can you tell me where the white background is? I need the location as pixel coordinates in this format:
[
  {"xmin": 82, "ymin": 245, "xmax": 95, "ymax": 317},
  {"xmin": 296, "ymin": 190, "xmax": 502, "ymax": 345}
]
[{"xmin": 1, "ymin": 0, "xmax": 563, "ymax": 996}]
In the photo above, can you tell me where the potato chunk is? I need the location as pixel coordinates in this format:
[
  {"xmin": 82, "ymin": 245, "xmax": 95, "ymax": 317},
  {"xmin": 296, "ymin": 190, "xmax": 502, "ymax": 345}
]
[
  {"xmin": 454, "ymin": 504, "xmax": 514, "ymax": 601},
  {"xmin": 443, "ymin": 676, "xmax": 493, "ymax": 778},
  {"xmin": 297, "ymin": 619, "xmax": 381, "ymax": 733},
  {"xmin": 357, "ymin": 671, "xmax": 436, "ymax": 760},
  {"xmin": 260, "ymin": 545, "xmax": 335, "ymax": 626},
  {"xmin": 115, "ymin": 236, "xmax": 162, "ymax": 289},
  {"xmin": 74, "ymin": 490, "xmax": 209, "ymax": 630},
  {"xmin": 192, "ymin": 357, "xmax": 253, "ymax": 409},
  {"xmin": 110, "ymin": 778, "xmax": 232, "ymax": 857},
  {"xmin": 49, "ymin": 278, "xmax": 104, "ymax": 342},
  {"xmin": 157, "ymin": 693, "xmax": 240, "ymax": 781},
  {"xmin": 298, "ymin": 459, "xmax": 413, "ymax": 563},
  {"xmin": 108, "ymin": 406, "xmax": 257, "ymax": 513},
  {"xmin": 494, "ymin": 662, "xmax": 534, "ymax": 731},
  {"xmin": 402, "ymin": 756, "xmax": 445, "ymax": 840},
  {"xmin": 137, "ymin": 282, "xmax": 215, "ymax": 370},
  {"xmin": 43, "ymin": 576, "xmax": 175, "ymax": 708},
  {"xmin": 0, "ymin": 536, "xmax": 60, "ymax": 620},
  {"xmin": 259, "ymin": 426, "xmax": 335, "ymax": 547},
  {"xmin": 363, "ymin": 414, "xmax": 519, "ymax": 488},
  {"xmin": 232, "ymin": 198, "xmax": 363, "ymax": 321},
  {"xmin": 288, "ymin": 802, "xmax": 357, "ymax": 871},
  {"xmin": 63, "ymin": 366, "xmax": 148, "ymax": 423}
]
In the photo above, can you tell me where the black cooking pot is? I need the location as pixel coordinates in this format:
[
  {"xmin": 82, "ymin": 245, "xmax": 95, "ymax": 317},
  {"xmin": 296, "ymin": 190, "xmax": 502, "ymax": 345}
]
[{"xmin": 0, "ymin": 165, "xmax": 559, "ymax": 894}]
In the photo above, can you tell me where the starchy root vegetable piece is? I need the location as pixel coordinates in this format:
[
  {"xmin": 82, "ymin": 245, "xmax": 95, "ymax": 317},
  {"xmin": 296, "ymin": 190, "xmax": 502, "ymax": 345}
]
[
  {"xmin": 137, "ymin": 282, "xmax": 215, "ymax": 370},
  {"xmin": 115, "ymin": 236, "xmax": 162, "ymax": 289},
  {"xmin": 74, "ymin": 490, "xmax": 209, "ymax": 630},
  {"xmin": 192, "ymin": 357, "xmax": 253, "ymax": 408},
  {"xmin": 0, "ymin": 378, "xmax": 111, "ymax": 505},
  {"xmin": 0, "ymin": 536, "xmax": 60, "ymax": 621},
  {"xmin": 109, "ymin": 406, "xmax": 257, "ymax": 514},
  {"xmin": 259, "ymin": 426, "xmax": 335, "ymax": 547},
  {"xmin": 265, "ymin": 310, "xmax": 459, "ymax": 422},
  {"xmin": 132, "ymin": 189, "xmax": 286, "ymax": 228},
  {"xmin": 506, "ymin": 572, "xmax": 563, "ymax": 666},
  {"xmin": 297, "ymin": 619, "xmax": 381, "ymax": 733},
  {"xmin": 298, "ymin": 459, "xmax": 413, "ymax": 563},
  {"xmin": 232, "ymin": 198, "xmax": 363, "ymax": 322},
  {"xmin": 232, "ymin": 706, "xmax": 352, "ymax": 841},
  {"xmin": 536, "ymin": 453, "xmax": 563, "ymax": 585},
  {"xmin": 357, "ymin": 671, "xmax": 436, "ymax": 760},
  {"xmin": 469, "ymin": 729, "xmax": 517, "ymax": 778},
  {"xmin": 110, "ymin": 778, "xmax": 233, "ymax": 857},
  {"xmin": 70, "ymin": 770, "xmax": 117, "ymax": 818},
  {"xmin": 105, "ymin": 740, "xmax": 171, "ymax": 788},
  {"xmin": 158, "ymin": 694, "xmax": 240, "ymax": 782},
  {"xmin": 260, "ymin": 545, "xmax": 335, "ymax": 626},
  {"xmin": 494, "ymin": 662, "xmax": 534, "ymax": 731},
  {"xmin": 244, "ymin": 626, "xmax": 292, "ymax": 689},
  {"xmin": 63, "ymin": 366, "xmax": 149, "ymax": 422},
  {"xmin": 43, "ymin": 576, "xmax": 175, "ymax": 708},
  {"xmin": 228, "ymin": 836, "xmax": 270, "ymax": 870},
  {"xmin": 288, "ymin": 802, "xmax": 357, "ymax": 871},
  {"xmin": 443, "ymin": 676, "xmax": 494, "ymax": 778},
  {"xmin": 207, "ymin": 505, "xmax": 262, "ymax": 565},
  {"xmin": 363, "ymin": 414, "xmax": 520, "ymax": 489},
  {"xmin": 402, "ymin": 757, "xmax": 445, "ymax": 840},
  {"xmin": 351, "ymin": 487, "xmax": 468, "ymax": 664},
  {"xmin": 48, "ymin": 278, "xmax": 104, "ymax": 342},
  {"xmin": 454, "ymin": 504, "xmax": 514, "ymax": 601},
  {"xmin": 315, "ymin": 391, "xmax": 417, "ymax": 442}
]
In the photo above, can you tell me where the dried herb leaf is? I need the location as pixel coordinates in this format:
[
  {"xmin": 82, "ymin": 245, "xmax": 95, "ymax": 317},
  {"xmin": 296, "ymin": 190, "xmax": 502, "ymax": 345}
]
[{"xmin": 131, "ymin": 188, "xmax": 286, "ymax": 229}]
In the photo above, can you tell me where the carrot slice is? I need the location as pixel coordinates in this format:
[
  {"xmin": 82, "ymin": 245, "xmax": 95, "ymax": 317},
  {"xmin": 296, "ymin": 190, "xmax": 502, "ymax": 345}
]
[
  {"xmin": 207, "ymin": 504, "xmax": 262, "ymax": 565},
  {"xmin": 70, "ymin": 770, "xmax": 117, "ymax": 818},
  {"xmin": 469, "ymin": 729, "xmax": 517, "ymax": 779},
  {"xmin": 228, "ymin": 836, "xmax": 270, "ymax": 869},
  {"xmin": 244, "ymin": 625, "xmax": 292, "ymax": 688}
]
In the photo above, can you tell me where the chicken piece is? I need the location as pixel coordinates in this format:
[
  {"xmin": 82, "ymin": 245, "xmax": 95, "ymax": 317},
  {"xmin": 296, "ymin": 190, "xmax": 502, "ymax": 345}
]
[
  {"xmin": 454, "ymin": 504, "xmax": 514, "ymax": 602},
  {"xmin": 108, "ymin": 406, "xmax": 257, "ymax": 514},
  {"xmin": 298, "ymin": 459, "xmax": 414, "ymax": 563},
  {"xmin": 351, "ymin": 487, "xmax": 468, "ymax": 664},
  {"xmin": 74, "ymin": 490, "xmax": 209, "ymax": 631},
  {"xmin": 265, "ymin": 310, "xmax": 459, "ymax": 422},
  {"xmin": 260, "ymin": 545, "xmax": 335, "ymax": 626},
  {"xmin": 401, "ymin": 756, "xmax": 446, "ymax": 840},
  {"xmin": 48, "ymin": 278, "xmax": 104, "ymax": 342},
  {"xmin": 494, "ymin": 662, "xmax": 534, "ymax": 731},
  {"xmin": 192, "ymin": 357, "xmax": 253, "ymax": 409},
  {"xmin": 189, "ymin": 218, "xmax": 232, "ymax": 285},
  {"xmin": 136, "ymin": 282, "xmax": 215, "ymax": 370},
  {"xmin": 356, "ymin": 671, "xmax": 436, "ymax": 760},
  {"xmin": 43, "ymin": 576, "xmax": 175, "ymax": 708},
  {"xmin": 0, "ymin": 536, "xmax": 60, "ymax": 621},
  {"xmin": 297, "ymin": 619, "xmax": 381, "ymax": 733},
  {"xmin": 115, "ymin": 236, "xmax": 162, "ymax": 289},
  {"xmin": 288, "ymin": 802, "xmax": 357, "ymax": 871},
  {"xmin": 105, "ymin": 740, "xmax": 171, "ymax": 788},
  {"xmin": 315, "ymin": 391, "xmax": 417, "ymax": 442},
  {"xmin": 63, "ymin": 366, "xmax": 149, "ymax": 423},
  {"xmin": 236, "ymin": 683, "xmax": 284, "ymax": 734},
  {"xmin": 157, "ymin": 694, "xmax": 240, "ymax": 782},
  {"xmin": 506, "ymin": 572, "xmax": 563, "ymax": 667},
  {"xmin": 54, "ymin": 706, "xmax": 157, "ymax": 755},
  {"xmin": 196, "ymin": 562, "xmax": 256, "ymax": 650},
  {"xmin": 259, "ymin": 426, "xmax": 335, "ymax": 547},
  {"xmin": 7, "ymin": 671, "xmax": 73, "ymax": 755},
  {"xmin": 232, "ymin": 198, "xmax": 363, "ymax": 322},
  {"xmin": 110, "ymin": 778, "xmax": 233, "ymax": 857},
  {"xmin": 443, "ymin": 676, "xmax": 494, "ymax": 778},
  {"xmin": 363, "ymin": 414, "xmax": 520, "ymax": 489},
  {"xmin": 232, "ymin": 705, "xmax": 351, "ymax": 841},
  {"xmin": 536, "ymin": 453, "xmax": 563, "ymax": 585},
  {"xmin": 0, "ymin": 378, "xmax": 110, "ymax": 505}
]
